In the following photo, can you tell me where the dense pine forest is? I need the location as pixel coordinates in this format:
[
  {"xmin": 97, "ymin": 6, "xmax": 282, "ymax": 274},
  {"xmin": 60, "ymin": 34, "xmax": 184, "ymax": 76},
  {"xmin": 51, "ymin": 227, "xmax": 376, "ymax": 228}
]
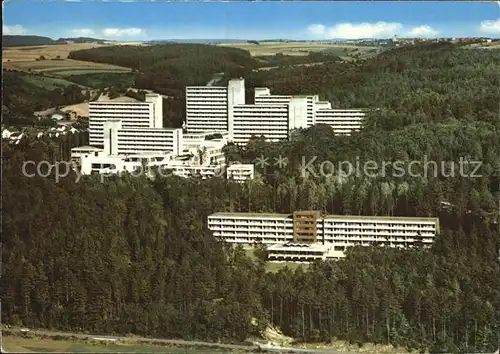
[
  {"xmin": 68, "ymin": 44, "xmax": 259, "ymax": 96},
  {"xmin": 3, "ymin": 42, "xmax": 500, "ymax": 353}
]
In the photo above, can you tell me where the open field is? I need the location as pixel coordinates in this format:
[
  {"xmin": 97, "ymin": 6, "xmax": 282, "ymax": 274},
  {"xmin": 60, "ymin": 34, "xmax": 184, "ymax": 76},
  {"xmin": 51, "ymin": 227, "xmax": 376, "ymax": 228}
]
[
  {"xmin": 20, "ymin": 74, "xmax": 89, "ymax": 90},
  {"xmin": 253, "ymin": 61, "xmax": 325, "ymax": 72},
  {"xmin": 217, "ymin": 41, "xmax": 380, "ymax": 59},
  {"xmin": 3, "ymin": 58, "xmax": 131, "ymax": 76},
  {"xmin": 3, "ymin": 335, "xmax": 231, "ymax": 353},
  {"xmin": 3, "ymin": 43, "xmax": 134, "ymax": 75}
]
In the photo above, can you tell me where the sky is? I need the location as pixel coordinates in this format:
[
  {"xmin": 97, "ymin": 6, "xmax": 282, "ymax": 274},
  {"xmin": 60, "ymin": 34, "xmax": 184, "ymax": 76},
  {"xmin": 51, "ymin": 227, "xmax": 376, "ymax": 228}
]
[{"xmin": 3, "ymin": 1, "xmax": 500, "ymax": 41}]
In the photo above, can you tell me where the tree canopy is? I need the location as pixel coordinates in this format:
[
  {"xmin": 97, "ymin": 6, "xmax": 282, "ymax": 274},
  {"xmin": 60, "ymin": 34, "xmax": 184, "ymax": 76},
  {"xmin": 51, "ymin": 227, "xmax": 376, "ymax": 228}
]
[{"xmin": 3, "ymin": 42, "xmax": 500, "ymax": 353}]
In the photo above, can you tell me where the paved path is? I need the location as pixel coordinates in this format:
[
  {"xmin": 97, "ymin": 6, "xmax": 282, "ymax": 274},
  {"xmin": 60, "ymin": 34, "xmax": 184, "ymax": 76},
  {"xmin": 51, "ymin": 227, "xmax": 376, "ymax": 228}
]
[{"xmin": 3, "ymin": 327, "xmax": 348, "ymax": 353}]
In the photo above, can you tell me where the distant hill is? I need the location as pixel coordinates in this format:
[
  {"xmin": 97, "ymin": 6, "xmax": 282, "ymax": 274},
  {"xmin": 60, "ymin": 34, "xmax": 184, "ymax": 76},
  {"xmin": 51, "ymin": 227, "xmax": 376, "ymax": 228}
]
[
  {"xmin": 3, "ymin": 35, "xmax": 55, "ymax": 47},
  {"xmin": 3, "ymin": 35, "xmax": 107, "ymax": 47},
  {"xmin": 146, "ymin": 39, "xmax": 247, "ymax": 45},
  {"xmin": 56, "ymin": 37, "xmax": 106, "ymax": 44}
]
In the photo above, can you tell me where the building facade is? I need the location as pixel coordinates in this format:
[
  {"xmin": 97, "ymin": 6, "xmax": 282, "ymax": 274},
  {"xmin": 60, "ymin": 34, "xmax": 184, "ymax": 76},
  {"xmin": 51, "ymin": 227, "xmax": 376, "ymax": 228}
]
[
  {"xmin": 185, "ymin": 79, "xmax": 367, "ymax": 143},
  {"xmin": 267, "ymin": 243, "xmax": 345, "ymax": 263},
  {"xmin": 102, "ymin": 119, "xmax": 183, "ymax": 156},
  {"xmin": 314, "ymin": 109, "xmax": 366, "ymax": 135},
  {"xmin": 186, "ymin": 78, "xmax": 245, "ymax": 134},
  {"xmin": 254, "ymin": 88, "xmax": 318, "ymax": 127},
  {"xmin": 207, "ymin": 211, "xmax": 439, "ymax": 258},
  {"xmin": 226, "ymin": 163, "xmax": 255, "ymax": 182},
  {"xmin": 89, "ymin": 94, "xmax": 163, "ymax": 146},
  {"xmin": 232, "ymin": 104, "xmax": 289, "ymax": 144},
  {"xmin": 185, "ymin": 85, "xmax": 228, "ymax": 133}
]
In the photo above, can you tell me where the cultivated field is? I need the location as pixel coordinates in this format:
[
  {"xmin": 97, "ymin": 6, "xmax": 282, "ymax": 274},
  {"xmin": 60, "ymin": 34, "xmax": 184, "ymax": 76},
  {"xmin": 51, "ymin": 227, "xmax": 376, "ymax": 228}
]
[
  {"xmin": 3, "ymin": 43, "xmax": 137, "ymax": 76},
  {"xmin": 20, "ymin": 74, "xmax": 89, "ymax": 90},
  {"xmin": 217, "ymin": 41, "xmax": 380, "ymax": 59}
]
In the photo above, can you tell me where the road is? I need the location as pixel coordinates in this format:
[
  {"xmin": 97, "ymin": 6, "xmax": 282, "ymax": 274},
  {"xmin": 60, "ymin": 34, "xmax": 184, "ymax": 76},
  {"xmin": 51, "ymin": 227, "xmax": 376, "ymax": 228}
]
[
  {"xmin": 206, "ymin": 72, "xmax": 224, "ymax": 86},
  {"xmin": 2, "ymin": 327, "xmax": 349, "ymax": 353}
]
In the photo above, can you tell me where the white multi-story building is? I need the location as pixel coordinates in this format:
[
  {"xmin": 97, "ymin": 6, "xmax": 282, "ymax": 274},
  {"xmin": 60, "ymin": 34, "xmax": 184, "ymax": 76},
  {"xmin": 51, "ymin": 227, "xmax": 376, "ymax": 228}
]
[
  {"xmin": 207, "ymin": 212, "xmax": 439, "ymax": 259},
  {"xmin": 89, "ymin": 94, "xmax": 163, "ymax": 146},
  {"xmin": 232, "ymin": 104, "xmax": 289, "ymax": 144},
  {"xmin": 267, "ymin": 243, "xmax": 345, "ymax": 263},
  {"xmin": 254, "ymin": 88, "xmax": 318, "ymax": 127},
  {"xmin": 163, "ymin": 163, "xmax": 224, "ymax": 179},
  {"xmin": 186, "ymin": 78, "xmax": 245, "ymax": 134},
  {"xmin": 314, "ymin": 109, "xmax": 366, "ymax": 135},
  {"xmin": 226, "ymin": 163, "xmax": 255, "ymax": 182},
  {"xmin": 181, "ymin": 132, "xmax": 228, "ymax": 166},
  {"xmin": 80, "ymin": 151, "xmax": 221, "ymax": 178},
  {"xmin": 182, "ymin": 131, "xmax": 230, "ymax": 146},
  {"xmin": 79, "ymin": 152, "xmax": 251, "ymax": 182},
  {"xmin": 102, "ymin": 120, "xmax": 183, "ymax": 156},
  {"xmin": 70, "ymin": 146, "xmax": 103, "ymax": 165},
  {"xmin": 185, "ymin": 86, "xmax": 228, "ymax": 133},
  {"xmin": 185, "ymin": 80, "xmax": 367, "ymax": 142},
  {"xmin": 80, "ymin": 151, "xmax": 174, "ymax": 176}
]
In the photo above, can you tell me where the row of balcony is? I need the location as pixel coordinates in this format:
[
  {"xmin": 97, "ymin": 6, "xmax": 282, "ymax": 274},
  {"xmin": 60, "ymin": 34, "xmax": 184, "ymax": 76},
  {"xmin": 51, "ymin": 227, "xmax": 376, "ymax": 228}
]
[{"xmin": 208, "ymin": 222, "xmax": 436, "ymax": 229}]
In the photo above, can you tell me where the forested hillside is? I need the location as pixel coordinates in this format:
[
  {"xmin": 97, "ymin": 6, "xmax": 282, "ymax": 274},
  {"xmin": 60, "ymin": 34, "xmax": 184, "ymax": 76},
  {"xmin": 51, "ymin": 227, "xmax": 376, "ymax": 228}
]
[
  {"xmin": 2, "ymin": 71, "xmax": 87, "ymax": 125},
  {"xmin": 3, "ymin": 125, "xmax": 500, "ymax": 353},
  {"xmin": 67, "ymin": 42, "xmax": 499, "ymax": 130},
  {"xmin": 224, "ymin": 121, "xmax": 499, "ymax": 218},
  {"xmin": 3, "ymin": 42, "xmax": 500, "ymax": 353},
  {"xmin": 3, "ymin": 35, "xmax": 55, "ymax": 47},
  {"xmin": 246, "ymin": 43, "xmax": 500, "ymax": 128},
  {"xmin": 69, "ymin": 44, "xmax": 259, "ymax": 96}
]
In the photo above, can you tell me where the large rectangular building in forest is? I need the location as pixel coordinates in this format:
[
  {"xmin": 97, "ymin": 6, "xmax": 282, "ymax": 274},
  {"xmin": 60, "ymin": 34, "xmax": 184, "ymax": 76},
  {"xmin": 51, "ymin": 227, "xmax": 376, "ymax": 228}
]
[
  {"xmin": 89, "ymin": 94, "xmax": 163, "ymax": 146},
  {"xmin": 184, "ymin": 79, "xmax": 368, "ymax": 143},
  {"xmin": 207, "ymin": 211, "xmax": 439, "ymax": 259}
]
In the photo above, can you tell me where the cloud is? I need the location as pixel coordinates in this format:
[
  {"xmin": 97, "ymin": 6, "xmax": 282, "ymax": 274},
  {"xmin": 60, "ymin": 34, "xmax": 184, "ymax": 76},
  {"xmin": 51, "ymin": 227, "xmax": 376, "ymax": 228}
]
[
  {"xmin": 407, "ymin": 25, "xmax": 439, "ymax": 37},
  {"xmin": 307, "ymin": 24, "xmax": 326, "ymax": 37},
  {"xmin": 308, "ymin": 22, "xmax": 403, "ymax": 39},
  {"xmin": 70, "ymin": 28, "xmax": 95, "ymax": 37},
  {"xmin": 479, "ymin": 19, "xmax": 500, "ymax": 34},
  {"xmin": 3, "ymin": 24, "xmax": 26, "ymax": 35},
  {"xmin": 101, "ymin": 28, "xmax": 144, "ymax": 37}
]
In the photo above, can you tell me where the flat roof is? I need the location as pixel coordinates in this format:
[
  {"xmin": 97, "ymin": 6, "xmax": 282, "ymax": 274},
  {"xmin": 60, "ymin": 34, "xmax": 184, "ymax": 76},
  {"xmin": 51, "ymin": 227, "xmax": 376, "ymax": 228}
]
[
  {"xmin": 210, "ymin": 212, "xmax": 290, "ymax": 218},
  {"xmin": 118, "ymin": 127, "xmax": 181, "ymax": 132},
  {"xmin": 234, "ymin": 104, "xmax": 288, "ymax": 108},
  {"xmin": 316, "ymin": 108, "xmax": 368, "ymax": 112},
  {"xmin": 123, "ymin": 152, "xmax": 172, "ymax": 157},
  {"xmin": 186, "ymin": 86, "xmax": 226, "ymax": 89},
  {"xmin": 209, "ymin": 212, "xmax": 439, "ymax": 222},
  {"xmin": 324, "ymin": 215, "xmax": 439, "ymax": 222},
  {"xmin": 226, "ymin": 164, "xmax": 254, "ymax": 168},
  {"xmin": 71, "ymin": 145, "xmax": 103, "ymax": 151},
  {"xmin": 90, "ymin": 101, "xmax": 148, "ymax": 104},
  {"xmin": 256, "ymin": 95, "xmax": 291, "ymax": 98},
  {"xmin": 268, "ymin": 242, "xmax": 332, "ymax": 252}
]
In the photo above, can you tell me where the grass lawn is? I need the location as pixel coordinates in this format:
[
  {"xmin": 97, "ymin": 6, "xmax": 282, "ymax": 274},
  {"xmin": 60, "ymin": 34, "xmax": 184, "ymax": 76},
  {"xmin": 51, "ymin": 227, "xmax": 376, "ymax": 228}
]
[
  {"xmin": 321, "ymin": 46, "xmax": 382, "ymax": 60},
  {"xmin": 265, "ymin": 262, "xmax": 308, "ymax": 273},
  {"xmin": 66, "ymin": 72, "xmax": 136, "ymax": 89},
  {"xmin": 21, "ymin": 74, "xmax": 89, "ymax": 90},
  {"xmin": 3, "ymin": 335, "xmax": 234, "ymax": 353}
]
